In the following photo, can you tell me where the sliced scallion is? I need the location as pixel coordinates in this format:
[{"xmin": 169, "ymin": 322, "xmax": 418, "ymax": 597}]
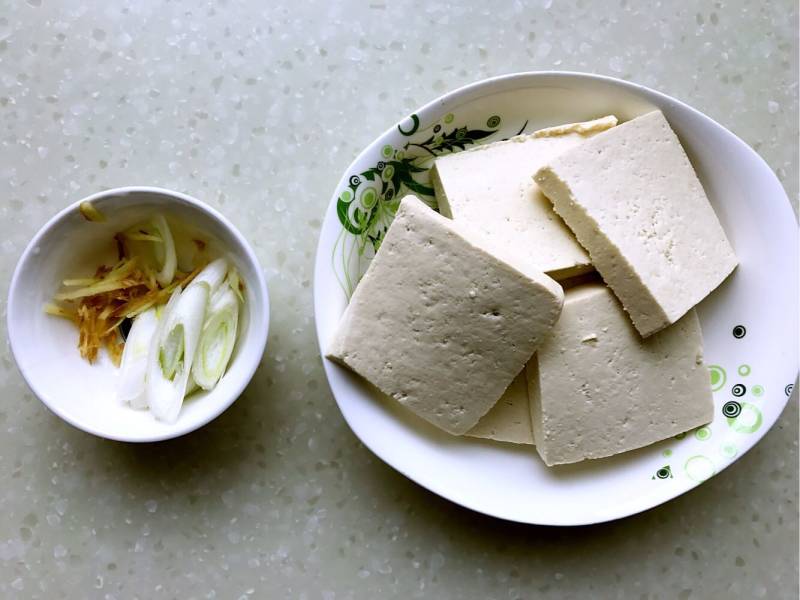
[
  {"xmin": 192, "ymin": 257, "xmax": 229, "ymax": 294},
  {"xmin": 192, "ymin": 287, "xmax": 240, "ymax": 390},
  {"xmin": 116, "ymin": 307, "xmax": 158, "ymax": 409},
  {"xmin": 151, "ymin": 214, "xmax": 177, "ymax": 287},
  {"xmin": 145, "ymin": 282, "xmax": 209, "ymax": 423}
]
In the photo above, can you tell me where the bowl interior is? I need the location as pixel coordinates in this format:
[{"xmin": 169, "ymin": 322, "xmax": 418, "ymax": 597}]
[
  {"xmin": 9, "ymin": 188, "xmax": 268, "ymax": 441},
  {"xmin": 314, "ymin": 73, "xmax": 798, "ymax": 524}
]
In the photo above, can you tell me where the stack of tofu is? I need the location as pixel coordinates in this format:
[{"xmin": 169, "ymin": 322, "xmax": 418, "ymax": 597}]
[{"xmin": 327, "ymin": 110, "xmax": 738, "ymax": 467}]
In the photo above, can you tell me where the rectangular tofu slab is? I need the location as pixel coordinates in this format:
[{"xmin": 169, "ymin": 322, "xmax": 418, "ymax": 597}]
[
  {"xmin": 431, "ymin": 116, "xmax": 618, "ymax": 280},
  {"xmin": 327, "ymin": 195, "xmax": 564, "ymax": 435},
  {"xmin": 534, "ymin": 110, "xmax": 737, "ymax": 337},
  {"xmin": 527, "ymin": 284, "xmax": 713, "ymax": 466},
  {"xmin": 465, "ymin": 371, "xmax": 533, "ymax": 445}
]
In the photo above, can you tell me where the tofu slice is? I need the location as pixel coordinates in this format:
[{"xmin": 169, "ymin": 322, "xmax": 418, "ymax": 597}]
[
  {"xmin": 327, "ymin": 195, "xmax": 564, "ymax": 435},
  {"xmin": 534, "ymin": 110, "xmax": 737, "ymax": 337},
  {"xmin": 431, "ymin": 116, "xmax": 618, "ymax": 281},
  {"xmin": 465, "ymin": 371, "xmax": 533, "ymax": 445},
  {"xmin": 528, "ymin": 284, "xmax": 713, "ymax": 467}
]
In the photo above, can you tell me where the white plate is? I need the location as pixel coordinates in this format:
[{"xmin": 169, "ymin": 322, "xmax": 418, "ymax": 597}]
[{"xmin": 313, "ymin": 72, "xmax": 798, "ymax": 525}]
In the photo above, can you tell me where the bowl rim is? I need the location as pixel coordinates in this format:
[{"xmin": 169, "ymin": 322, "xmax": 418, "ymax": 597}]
[
  {"xmin": 7, "ymin": 185, "xmax": 270, "ymax": 443},
  {"xmin": 313, "ymin": 70, "xmax": 799, "ymax": 525}
]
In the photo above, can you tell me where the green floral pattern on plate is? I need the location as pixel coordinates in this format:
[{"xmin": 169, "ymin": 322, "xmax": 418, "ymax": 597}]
[{"xmin": 333, "ymin": 112, "xmax": 525, "ymax": 297}]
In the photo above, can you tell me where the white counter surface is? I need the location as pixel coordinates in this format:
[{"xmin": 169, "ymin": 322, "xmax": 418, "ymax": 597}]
[{"xmin": 0, "ymin": 1, "xmax": 796, "ymax": 598}]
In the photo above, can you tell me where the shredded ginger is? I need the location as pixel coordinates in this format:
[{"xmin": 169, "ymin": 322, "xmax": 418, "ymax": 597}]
[{"xmin": 45, "ymin": 218, "xmax": 204, "ymax": 366}]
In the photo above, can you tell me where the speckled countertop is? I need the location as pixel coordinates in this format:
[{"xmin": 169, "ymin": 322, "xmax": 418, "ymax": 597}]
[{"xmin": 1, "ymin": 1, "xmax": 797, "ymax": 598}]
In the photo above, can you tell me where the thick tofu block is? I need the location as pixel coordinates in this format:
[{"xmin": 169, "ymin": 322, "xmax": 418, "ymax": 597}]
[
  {"xmin": 534, "ymin": 110, "xmax": 737, "ymax": 337},
  {"xmin": 465, "ymin": 371, "xmax": 533, "ymax": 445},
  {"xmin": 431, "ymin": 117, "xmax": 618, "ymax": 280},
  {"xmin": 327, "ymin": 195, "xmax": 564, "ymax": 435},
  {"xmin": 528, "ymin": 284, "xmax": 713, "ymax": 466}
]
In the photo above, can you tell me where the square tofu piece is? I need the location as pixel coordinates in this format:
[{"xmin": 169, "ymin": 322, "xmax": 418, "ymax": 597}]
[
  {"xmin": 431, "ymin": 117, "xmax": 618, "ymax": 280},
  {"xmin": 465, "ymin": 371, "xmax": 533, "ymax": 445},
  {"xmin": 528, "ymin": 284, "xmax": 713, "ymax": 466},
  {"xmin": 534, "ymin": 110, "xmax": 737, "ymax": 337},
  {"xmin": 327, "ymin": 195, "xmax": 564, "ymax": 435}
]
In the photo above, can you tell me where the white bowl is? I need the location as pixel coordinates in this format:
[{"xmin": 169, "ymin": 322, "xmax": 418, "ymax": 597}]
[
  {"xmin": 314, "ymin": 72, "xmax": 799, "ymax": 525},
  {"xmin": 8, "ymin": 186, "xmax": 269, "ymax": 442}
]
